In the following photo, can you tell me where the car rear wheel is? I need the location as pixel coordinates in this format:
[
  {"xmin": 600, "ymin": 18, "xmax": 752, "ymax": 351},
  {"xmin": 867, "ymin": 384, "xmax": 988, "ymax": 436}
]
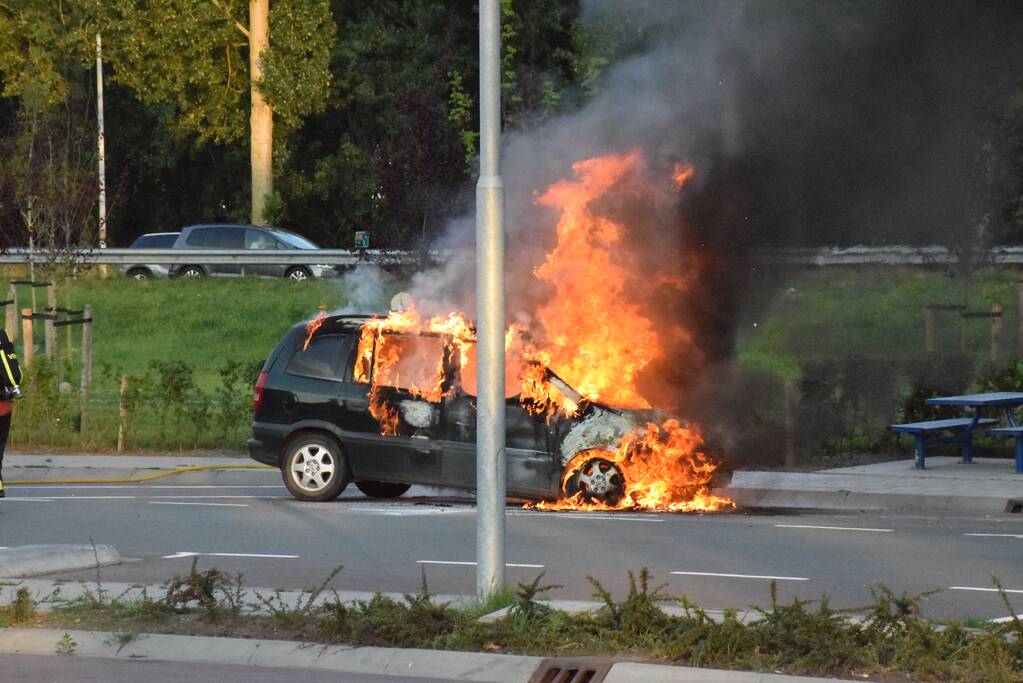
[
  {"xmin": 282, "ymin": 434, "xmax": 350, "ymax": 502},
  {"xmin": 179, "ymin": 266, "xmax": 205, "ymax": 278},
  {"xmin": 286, "ymin": 266, "xmax": 311, "ymax": 281},
  {"xmin": 127, "ymin": 268, "xmax": 150, "ymax": 280},
  {"xmin": 355, "ymin": 481, "xmax": 411, "ymax": 498},
  {"xmin": 563, "ymin": 454, "xmax": 626, "ymax": 506}
]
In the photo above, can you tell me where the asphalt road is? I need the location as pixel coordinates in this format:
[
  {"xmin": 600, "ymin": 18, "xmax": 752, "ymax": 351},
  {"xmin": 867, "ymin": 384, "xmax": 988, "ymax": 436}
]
[
  {"xmin": 2, "ymin": 472, "xmax": 1022, "ymax": 620},
  {"xmin": 0, "ymin": 653, "xmax": 460, "ymax": 683}
]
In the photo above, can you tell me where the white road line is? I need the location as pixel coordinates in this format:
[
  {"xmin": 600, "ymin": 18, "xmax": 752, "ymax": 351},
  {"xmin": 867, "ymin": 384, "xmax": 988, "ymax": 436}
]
[
  {"xmin": 1, "ymin": 497, "xmax": 55, "ymax": 502},
  {"xmin": 950, "ymin": 586, "xmax": 1023, "ymax": 594},
  {"xmin": 509, "ymin": 511, "xmax": 663, "ymax": 522},
  {"xmin": 162, "ymin": 552, "xmax": 300, "ymax": 560},
  {"xmin": 149, "ymin": 501, "xmax": 249, "ymax": 508},
  {"xmin": 991, "ymin": 615, "xmax": 1023, "ymax": 623},
  {"xmin": 417, "ymin": 560, "xmax": 545, "ymax": 568},
  {"xmin": 671, "ymin": 571, "xmax": 810, "ymax": 582},
  {"xmin": 774, "ymin": 524, "xmax": 893, "ymax": 532},
  {"xmin": 963, "ymin": 533, "xmax": 1023, "ymax": 539}
]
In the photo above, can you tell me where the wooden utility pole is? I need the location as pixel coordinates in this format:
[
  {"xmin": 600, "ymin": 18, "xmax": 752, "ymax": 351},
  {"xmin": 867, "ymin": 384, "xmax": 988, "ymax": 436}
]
[
  {"xmin": 249, "ymin": 0, "xmax": 271, "ymax": 225},
  {"xmin": 992, "ymin": 304, "xmax": 1004, "ymax": 363},
  {"xmin": 80, "ymin": 305, "xmax": 93, "ymax": 394},
  {"xmin": 117, "ymin": 374, "xmax": 128, "ymax": 452}
]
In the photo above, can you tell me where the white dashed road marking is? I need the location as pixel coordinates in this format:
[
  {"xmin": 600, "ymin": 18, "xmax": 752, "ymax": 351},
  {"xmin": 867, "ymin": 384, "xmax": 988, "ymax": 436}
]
[
  {"xmin": 162, "ymin": 552, "xmax": 300, "ymax": 560},
  {"xmin": 950, "ymin": 586, "xmax": 1023, "ymax": 594},
  {"xmin": 963, "ymin": 533, "xmax": 1023, "ymax": 539},
  {"xmin": 417, "ymin": 560, "xmax": 545, "ymax": 568},
  {"xmin": 149, "ymin": 501, "xmax": 249, "ymax": 508},
  {"xmin": 774, "ymin": 524, "xmax": 893, "ymax": 532},
  {"xmin": 671, "ymin": 571, "xmax": 809, "ymax": 582}
]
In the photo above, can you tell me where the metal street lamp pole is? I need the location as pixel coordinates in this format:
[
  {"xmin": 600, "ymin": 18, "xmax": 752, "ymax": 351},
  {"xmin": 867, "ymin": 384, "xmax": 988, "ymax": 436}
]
[{"xmin": 475, "ymin": 0, "xmax": 506, "ymax": 597}]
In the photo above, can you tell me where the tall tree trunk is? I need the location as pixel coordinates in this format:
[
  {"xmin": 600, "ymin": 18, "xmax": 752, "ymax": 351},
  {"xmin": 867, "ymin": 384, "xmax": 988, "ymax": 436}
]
[{"xmin": 249, "ymin": 0, "xmax": 272, "ymax": 225}]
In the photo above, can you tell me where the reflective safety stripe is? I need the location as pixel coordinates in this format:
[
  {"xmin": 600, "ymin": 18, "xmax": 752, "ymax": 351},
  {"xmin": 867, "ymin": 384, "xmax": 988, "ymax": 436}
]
[{"xmin": 0, "ymin": 348, "xmax": 17, "ymax": 389}]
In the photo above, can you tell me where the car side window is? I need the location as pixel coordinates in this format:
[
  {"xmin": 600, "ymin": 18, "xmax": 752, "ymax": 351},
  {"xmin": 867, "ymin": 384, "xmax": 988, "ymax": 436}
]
[
  {"xmin": 210, "ymin": 227, "xmax": 245, "ymax": 249},
  {"xmin": 286, "ymin": 334, "xmax": 351, "ymax": 381},
  {"xmin": 186, "ymin": 229, "xmax": 212, "ymax": 247},
  {"xmin": 246, "ymin": 229, "xmax": 281, "ymax": 250}
]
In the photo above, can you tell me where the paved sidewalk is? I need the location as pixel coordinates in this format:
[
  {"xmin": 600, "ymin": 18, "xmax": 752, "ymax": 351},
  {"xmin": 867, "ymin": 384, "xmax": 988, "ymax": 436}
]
[{"xmin": 723, "ymin": 456, "xmax": 1023, "ymax": 513}]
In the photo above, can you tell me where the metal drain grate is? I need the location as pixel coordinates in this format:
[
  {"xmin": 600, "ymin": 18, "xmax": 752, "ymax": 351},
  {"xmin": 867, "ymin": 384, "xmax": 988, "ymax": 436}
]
[{"xmin": 529, "ymin": 657, "xmax": 614, "ymax": 683}]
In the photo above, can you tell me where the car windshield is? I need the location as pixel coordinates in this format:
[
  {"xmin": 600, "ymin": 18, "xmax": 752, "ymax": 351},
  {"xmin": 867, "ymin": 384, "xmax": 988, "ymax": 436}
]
[{"xmin": 270, "ymin": 230, "xmax": 318, "ymax": 249}]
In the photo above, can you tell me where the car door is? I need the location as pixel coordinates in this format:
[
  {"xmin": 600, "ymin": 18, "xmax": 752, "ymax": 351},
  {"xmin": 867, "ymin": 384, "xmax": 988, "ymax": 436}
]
[
  {"xmin": 243, "ymin": 228, "xmax": 286, "ymax": 278},
  {"xmin": 440, "ymin": 342, "xmax": 554, "ymax": 497},
  {"xmin": 338, "ymin": 331, "xmax": 444, "ymax": 485},
  {"xmin": 207, "ymin": 226, "xmax": 245, "ymax": 276}
]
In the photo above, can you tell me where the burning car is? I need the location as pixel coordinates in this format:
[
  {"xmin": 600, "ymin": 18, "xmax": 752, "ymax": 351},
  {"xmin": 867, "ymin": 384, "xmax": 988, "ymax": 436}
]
[{"xmin": 248, "ymin": 310, "xmax": 729, "ymax": 511}]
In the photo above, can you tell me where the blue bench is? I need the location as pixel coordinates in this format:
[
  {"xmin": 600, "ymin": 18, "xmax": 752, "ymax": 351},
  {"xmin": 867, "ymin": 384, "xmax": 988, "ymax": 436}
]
[
  {"xmin": 988, "ymin": 427, "xmax": 1023, "ymax": 473},
  {"xmin": 889, "ymin": 418, "xmax": 997, "ymax": 469}
]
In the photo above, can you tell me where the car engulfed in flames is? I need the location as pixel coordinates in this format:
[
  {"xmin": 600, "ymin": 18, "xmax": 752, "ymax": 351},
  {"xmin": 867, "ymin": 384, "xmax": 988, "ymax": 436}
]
[{"xmin": 290, "ymin": 149, "xmax": 732, "ymax": 512}]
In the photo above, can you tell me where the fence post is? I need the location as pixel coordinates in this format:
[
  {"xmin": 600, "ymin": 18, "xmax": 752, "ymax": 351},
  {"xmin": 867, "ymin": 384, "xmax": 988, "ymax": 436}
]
[
  {"xmin": 923, "ymin": 306, "xmax": 935, "ymax": 353},
  {"xmin": 5, "ymin": 282, "xmax": 16, "ymax": 342},
  {"xmin": 117, "ymin": 374, "xmax": 128, "ymax": 452},
  {"xmin": 81, "ymin": 305, "xmax": 93, "ymax": 394},
  {"xmin": 1018, "ymin": 281, "xmax": 1023, "ymax": 356},
  {"xmin": 992, "ymin": 303, "xmax": 1004, "ymax": 363},
  {"xmin": 784, "ymin": 378, "xmax": 798, "ymax": 468},
  {"xmin": 44, "ymin": 283, "xmax": 56, "ymax": 360},
  {"xmin": 20, "ymin": 307, "xmax": 33, "ymax": 367}
]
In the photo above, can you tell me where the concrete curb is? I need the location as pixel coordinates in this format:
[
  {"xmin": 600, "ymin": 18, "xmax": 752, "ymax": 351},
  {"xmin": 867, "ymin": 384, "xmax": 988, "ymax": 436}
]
[
  {"xmin": 0, "ymin": 545, "xmax": 120, "ymax": 578},
  {"xmin": 0, "ymin": 628, "xmax": 864, "ymax": 682}
]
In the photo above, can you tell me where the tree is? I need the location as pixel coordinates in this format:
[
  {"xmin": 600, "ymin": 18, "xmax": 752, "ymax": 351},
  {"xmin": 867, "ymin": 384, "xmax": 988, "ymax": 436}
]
[{"xmin": 94, "ymin": 0, "xmax": 335, "ymax": 225}]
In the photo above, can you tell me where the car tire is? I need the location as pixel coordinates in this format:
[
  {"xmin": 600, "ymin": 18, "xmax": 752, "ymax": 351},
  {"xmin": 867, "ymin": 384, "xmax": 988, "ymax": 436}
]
[
  {"xmin": 179, "ymin": 266, "xmax": 205, "ymax": 278},
  {"xmin": 281, "ymin": 433, "xmax": 351, "ymax": 502},
  {"xmin": 355, "ymin": 481, "xmax": 411, "ymax": 498},
  {"xmin": 563, "ymin": 453, "xmax": 626, "ymax": 506},
  {"xmin": 286, "ymin": 266, "xmax": 311, "ymax": 281},
  {"xmin": 127, "ymin": 268, "xmax": 150, "ymax": 280}
]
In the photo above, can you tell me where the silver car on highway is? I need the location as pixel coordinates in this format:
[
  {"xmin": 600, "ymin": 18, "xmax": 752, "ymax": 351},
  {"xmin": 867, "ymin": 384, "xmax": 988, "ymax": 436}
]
[{"xmin": 119, "ymin": 232, "xmax": 180, "ymax": 280}]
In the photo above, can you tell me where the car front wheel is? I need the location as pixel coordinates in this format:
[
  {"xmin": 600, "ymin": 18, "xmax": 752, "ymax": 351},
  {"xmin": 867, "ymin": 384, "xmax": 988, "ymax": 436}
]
[
  {"xmin": 355, "ymin": 481, "xmax": 411, "ymax": 498},
  {"xmin": 282, "ymin": 434, "xmax": 350, "ymax": 502},
  {"xmin": 563, "ymin": 454, "xmax": 626, "ymax": 506},
  {"xmin": 179, "ymin": 266, "xmax": 205, "ymax": 278},
  {"xmin": 286, "ymin": 266, "xmax": 311, "ymax": 281}
]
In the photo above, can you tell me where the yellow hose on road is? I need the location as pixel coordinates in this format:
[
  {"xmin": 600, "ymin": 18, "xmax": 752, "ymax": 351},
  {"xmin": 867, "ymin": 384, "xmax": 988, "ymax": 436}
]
[{"xmin": 6, "ymin": 463, "xmax": 275, "ymax": 486}]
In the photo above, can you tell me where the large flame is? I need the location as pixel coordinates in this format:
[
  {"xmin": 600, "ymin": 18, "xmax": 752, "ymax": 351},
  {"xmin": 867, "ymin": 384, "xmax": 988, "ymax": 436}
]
[{"xmin": 303, "ymin": 150, "xmax": 730, "ymax": 513}]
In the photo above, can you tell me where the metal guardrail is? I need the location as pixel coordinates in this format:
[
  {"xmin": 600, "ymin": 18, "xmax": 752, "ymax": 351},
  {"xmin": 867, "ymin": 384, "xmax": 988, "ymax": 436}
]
[
  {"xmin": 0, "ymin": 248, "xmax": 432, "ymax": 267},
  {"xmin": 2, "ymin": 245, "xmax": 1023, "ymax": 267}
]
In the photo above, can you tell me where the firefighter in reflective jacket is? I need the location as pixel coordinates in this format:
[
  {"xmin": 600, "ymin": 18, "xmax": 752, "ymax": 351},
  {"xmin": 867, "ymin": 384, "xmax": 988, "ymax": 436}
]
[{"xmin": 0, "ymin": 328, "xmax": 22, "ymax": 498}]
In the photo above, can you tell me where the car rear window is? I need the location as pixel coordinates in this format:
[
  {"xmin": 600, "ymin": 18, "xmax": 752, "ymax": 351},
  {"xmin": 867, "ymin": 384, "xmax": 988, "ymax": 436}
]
[
  {"xmin": 286, "ymin": 334, "xmax": 349, "ymax": 381},
  {"xmin": 186, "ymin": 226, "xmax": 244, "ymax": 248},
  {"xmin": 372, "ymin": 334, "xmax": 445, "ymax": 396}
]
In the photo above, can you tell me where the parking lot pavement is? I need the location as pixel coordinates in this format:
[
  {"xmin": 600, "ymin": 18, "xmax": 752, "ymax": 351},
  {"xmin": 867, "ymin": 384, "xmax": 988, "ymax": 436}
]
[{"xmin": 2, "ymin": 472, "xmax": 1022, "ymax": 620}]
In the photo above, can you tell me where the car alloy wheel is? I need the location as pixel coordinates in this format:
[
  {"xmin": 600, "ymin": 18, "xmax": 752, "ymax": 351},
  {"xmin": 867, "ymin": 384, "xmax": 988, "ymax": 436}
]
[
  {"xmin": 564, "ymin": 456, "xmax": 626, "ymax": 505},
  {"xmin": 282, "ymin": 434, "xmax": 350, "ymax": 502},
  {"xmin": 180, "ymin": 266, "xmax": 204, "ymax": 278},
  {"xmin": 128, "ymin": 268, "xmax": 149, "ymax": 280},
  {"xmin": 286, "ymin": 267, "xmax": 311, "ymax": 281}
]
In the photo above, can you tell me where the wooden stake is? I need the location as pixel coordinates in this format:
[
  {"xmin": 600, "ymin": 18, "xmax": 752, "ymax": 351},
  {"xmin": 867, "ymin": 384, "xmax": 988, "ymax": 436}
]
[
  {"xmin": 21, "ymin": 307, "xmax": 33, "ymax": 368},
  {"xmin": 117, "ymin": 374, "xmax": 128, "ymax": 452},
  {"xmin": 992, "ymin": 303, "xmax": 1004, "ymax": 363},
  {"xmin": 80, "ymin": 305, "xmax": 93, "ymax": 393}
]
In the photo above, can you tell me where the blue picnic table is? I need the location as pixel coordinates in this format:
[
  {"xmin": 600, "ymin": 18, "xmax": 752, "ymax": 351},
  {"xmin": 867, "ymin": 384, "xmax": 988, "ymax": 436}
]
[{"xmin": 890, "ymin": 392, "xmax": 1023, "ymax": 472}]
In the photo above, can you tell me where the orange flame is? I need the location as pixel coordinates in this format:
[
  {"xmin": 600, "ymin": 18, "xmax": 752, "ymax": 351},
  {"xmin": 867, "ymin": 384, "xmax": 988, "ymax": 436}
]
[
  {"xmin": 303, "ymin": 311, "xmax": 327, "ymax": 351},
  {"xmin": 532, "ymin": 419, "xmax": 732, "ymax": 512}
]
